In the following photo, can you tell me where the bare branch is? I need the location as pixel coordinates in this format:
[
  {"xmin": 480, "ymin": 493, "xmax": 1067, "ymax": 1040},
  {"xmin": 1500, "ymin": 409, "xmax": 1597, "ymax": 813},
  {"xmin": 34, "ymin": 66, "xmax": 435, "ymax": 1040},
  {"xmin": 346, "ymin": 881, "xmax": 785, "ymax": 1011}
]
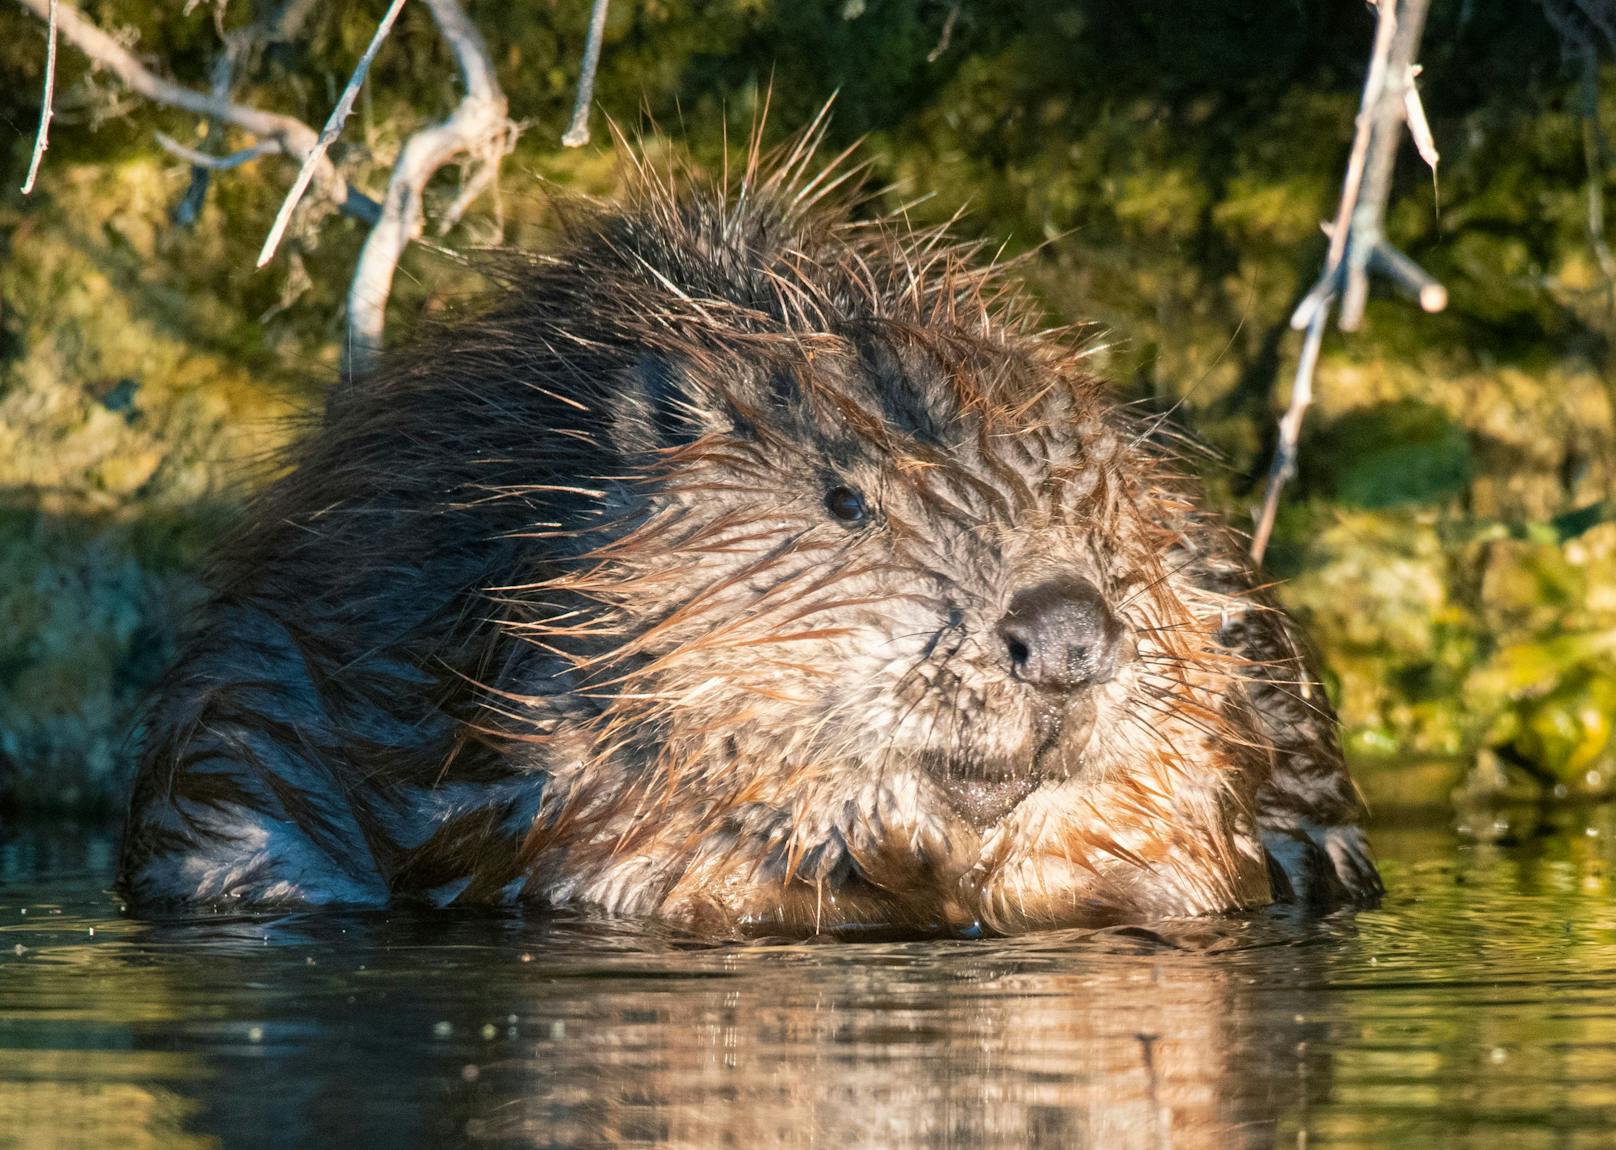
[
  {"xmin": 1251, "ymin": 0, "xmax": 1443, "ymax": 565},
  {"xmin": 437, "ymin": 158, "xmax": 499, "ymax": 235},
  {"xmin": 1317, "ymin": 221, "xmax": 1447, "ymax": 312},
  {"xmin": 16, "ymin": 0, "xmax": 514, "ymax": 373},
  {"xmin": 927, "ymin": 1, "xmax": 961, "ymax": 63},
  {"xmin": 1250, "ymin": 307, "xmax": 1328, "ymax": 565},
  {"xmin": 19, "ymin": 0, "xmax": 57, "ymax": 194},
  {"xmin": 174, "ymin": 0, "xmax": 324, "ymax": 226},
  {"xmin": 156, "ymin": 131, "xmax": 279, "ymax": 170},
  {"xmin": 1369, "ymin": 237, "xmax": 1448, "ymax": 312},
  {"xmin": 345, "ymin": 0, "xmax": 515, "ymax": 373},
  {"xmin": 1287, "ymin": 4, "xmax": 1399, "ymax": 336},
  {"xmin": 258, "ymin": 247, "xmax": 313, "ymax": 324},
  {"xmin": 1340, "ymin": 0, "xmax": 1436, "ymax": 330},
  {"xmin": 256, "ymin": 0, "xmax": 410, "ymax": 268},
  {"xmin": 1404, "ymin": 67, "xmax": 1439, "ymax": 172},
  {"xmin": 562, "ymin": 0, "xmax": 610, "ymax": 147},
  {"xmin": 12, "ymin": 0, "xmax": 380, "ymax": 223}
]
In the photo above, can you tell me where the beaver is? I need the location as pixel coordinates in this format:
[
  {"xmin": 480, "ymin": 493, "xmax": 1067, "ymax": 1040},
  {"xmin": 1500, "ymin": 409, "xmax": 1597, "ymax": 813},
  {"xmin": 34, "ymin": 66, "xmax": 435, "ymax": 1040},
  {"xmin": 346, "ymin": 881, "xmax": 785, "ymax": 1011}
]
[{"xmin": 118, "ymin": 132, "xmax": 1381, "ymax": 935}]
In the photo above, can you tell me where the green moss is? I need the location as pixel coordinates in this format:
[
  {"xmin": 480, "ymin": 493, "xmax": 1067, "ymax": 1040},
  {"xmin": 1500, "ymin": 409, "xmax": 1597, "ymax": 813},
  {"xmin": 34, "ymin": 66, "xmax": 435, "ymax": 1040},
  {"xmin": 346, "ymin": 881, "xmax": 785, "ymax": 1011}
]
[{"xmin": 1307, "ymin": 400, "xmax": 1473, "ymax": 508}]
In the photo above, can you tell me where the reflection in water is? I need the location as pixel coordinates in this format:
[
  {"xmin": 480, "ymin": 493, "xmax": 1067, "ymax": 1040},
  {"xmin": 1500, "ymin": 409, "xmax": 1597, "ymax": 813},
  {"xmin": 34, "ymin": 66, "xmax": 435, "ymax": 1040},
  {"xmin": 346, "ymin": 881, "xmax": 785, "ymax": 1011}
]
[
  {"xmin": 3, "ymin": 812, "xmax": 1616, "ymax": 1149},
  {"xmin": 425, "ymin": 922, "xmax": 1338, "ymax": 1149}
]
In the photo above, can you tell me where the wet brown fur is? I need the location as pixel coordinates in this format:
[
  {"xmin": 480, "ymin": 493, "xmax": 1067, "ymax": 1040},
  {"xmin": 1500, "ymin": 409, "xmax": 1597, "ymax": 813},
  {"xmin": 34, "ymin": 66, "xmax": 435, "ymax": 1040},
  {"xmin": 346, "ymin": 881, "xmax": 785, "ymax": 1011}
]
[{"xmin": 118, "ymin": 115, "xmax": 1380, "ymax": 934}]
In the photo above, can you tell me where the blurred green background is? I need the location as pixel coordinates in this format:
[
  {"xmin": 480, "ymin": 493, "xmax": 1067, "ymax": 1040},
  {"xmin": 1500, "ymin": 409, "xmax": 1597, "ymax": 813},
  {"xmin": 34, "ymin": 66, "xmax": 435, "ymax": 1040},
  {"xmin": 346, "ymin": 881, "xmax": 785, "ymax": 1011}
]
[{"xmin": 0, "ymin": 0, "xmax": 1611, "ymax": 816}]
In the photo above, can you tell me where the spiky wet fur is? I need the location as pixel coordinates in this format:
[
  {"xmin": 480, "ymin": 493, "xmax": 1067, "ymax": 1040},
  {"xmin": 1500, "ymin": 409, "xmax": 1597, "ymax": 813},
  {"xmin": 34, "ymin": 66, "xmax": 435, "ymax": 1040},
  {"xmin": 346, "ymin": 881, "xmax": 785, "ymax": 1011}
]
[{"xmin": 119, "ymin": 123, "xmax": 1381, "ymax": 934}]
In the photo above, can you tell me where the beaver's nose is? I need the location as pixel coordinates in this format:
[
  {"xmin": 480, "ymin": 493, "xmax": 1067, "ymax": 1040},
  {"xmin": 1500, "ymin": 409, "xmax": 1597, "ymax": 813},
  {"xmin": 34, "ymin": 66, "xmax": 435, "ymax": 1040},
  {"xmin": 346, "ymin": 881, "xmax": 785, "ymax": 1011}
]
[{"xmin": 996, "ymin": 577, "xmax": 1127, "ymax": 691}]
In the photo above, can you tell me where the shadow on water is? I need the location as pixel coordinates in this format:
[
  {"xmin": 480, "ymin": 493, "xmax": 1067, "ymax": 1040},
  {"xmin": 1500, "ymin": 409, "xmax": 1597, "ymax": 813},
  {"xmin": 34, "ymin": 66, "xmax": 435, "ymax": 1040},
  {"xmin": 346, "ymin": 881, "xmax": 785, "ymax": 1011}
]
[{"xmin": 2, "ymin": 812, "xmax": 1616, "ymax": 1149}]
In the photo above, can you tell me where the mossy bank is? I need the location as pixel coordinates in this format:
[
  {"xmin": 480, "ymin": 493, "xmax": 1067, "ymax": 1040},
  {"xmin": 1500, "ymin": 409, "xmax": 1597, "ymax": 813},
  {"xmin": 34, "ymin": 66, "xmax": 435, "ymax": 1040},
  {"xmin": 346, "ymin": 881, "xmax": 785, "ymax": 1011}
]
[{"xmin": 2, "ymin": 1, "xmax": 1613, "ymax": 813}]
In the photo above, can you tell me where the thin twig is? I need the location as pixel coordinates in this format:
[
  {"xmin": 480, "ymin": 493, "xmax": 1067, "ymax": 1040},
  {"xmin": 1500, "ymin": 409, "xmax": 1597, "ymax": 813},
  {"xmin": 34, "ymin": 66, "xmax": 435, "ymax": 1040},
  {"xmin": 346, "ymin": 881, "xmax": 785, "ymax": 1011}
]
[
  {"xmin": 156, "ymin": 131, "xmax": 279, "ymax": 171},
  {"xmin": 1341, "ymin": 0, "xmax": 1435, "ymax": 330},
  {"xmin": 1288, "ymin": 4, "xmax": 1400, "ymax": 335},
  {"xmin": 345, "ymin": 0, "xmax": 514, "ymax": 373},
  {"xmin": 170, "ymin": 42, "xmax": 237, "ymax": 225},
  {"xmin": 1368, "ymin": 236, "xmax": 1448, "ymax": 312},
  {"xmin": 1318, "ymin": 220, "xmax": 1448, "ymax": 312},
  {"xmin": 12, "ymin": 0, "xmax": 380, "ymax": 223},
  {"xmin": 19, "ymin": 0, "xmax": 57, "ymax": 193},
  {"xmin": 1403, "ymin": 66, "xmax": 1440, "ymax": 172},
  {"xmin": 562, "ymin": 0, "xmax": 610, "ymax": 147},
  {"xmin": 174, "ymin": 0, "xmax": 323, "ymax": 226},
  {"xmin": 927, "ymin": 1, "xmax": 961, "ymax": 63},
  {"xmin": 1253, "ymin": 5, "xmax": 1402, "ymax": 562},
  {"xmin": 437, "ymin": 158, "xmax": 499, "ymax": 234},
  {"xmin": 1250, "ymin": 308, "xmax": 1328, "ymax": 564},
  {"xmin": 257, "ymin": 0, "xmax": 410, "ymax": 268},
  {"xmin": 1251, "ymin": 0, "xmax": 1443, "ymax": 564}
]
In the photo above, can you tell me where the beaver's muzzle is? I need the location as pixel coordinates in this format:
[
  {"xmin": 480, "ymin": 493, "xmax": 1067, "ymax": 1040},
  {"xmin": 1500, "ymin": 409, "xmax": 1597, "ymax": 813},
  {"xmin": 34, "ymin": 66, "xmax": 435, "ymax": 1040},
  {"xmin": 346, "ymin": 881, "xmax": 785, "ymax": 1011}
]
[
  {"xmin": 928, "ymin": 577, "xmax": 1131, "ymax": 827},
  {"xmin": 995, "ymin": 576, "xmax": 1129, "ymax": 691}
]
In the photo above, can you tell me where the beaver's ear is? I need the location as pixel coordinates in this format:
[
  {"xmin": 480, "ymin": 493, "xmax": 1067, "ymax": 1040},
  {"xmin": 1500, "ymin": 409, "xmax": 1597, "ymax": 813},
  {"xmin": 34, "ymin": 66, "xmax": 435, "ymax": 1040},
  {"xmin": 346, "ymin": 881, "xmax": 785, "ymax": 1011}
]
[{"xmin": 611, "ymin": 354, "xmax": 719, "ymax": 456}]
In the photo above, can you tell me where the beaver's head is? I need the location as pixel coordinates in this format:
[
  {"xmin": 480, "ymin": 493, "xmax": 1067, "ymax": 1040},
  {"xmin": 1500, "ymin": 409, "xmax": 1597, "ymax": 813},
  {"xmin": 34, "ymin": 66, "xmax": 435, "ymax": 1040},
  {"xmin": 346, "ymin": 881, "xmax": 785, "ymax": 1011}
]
[{"xmin": 475, "ymin": 155, "xmax": 1275, "ymax": 933}]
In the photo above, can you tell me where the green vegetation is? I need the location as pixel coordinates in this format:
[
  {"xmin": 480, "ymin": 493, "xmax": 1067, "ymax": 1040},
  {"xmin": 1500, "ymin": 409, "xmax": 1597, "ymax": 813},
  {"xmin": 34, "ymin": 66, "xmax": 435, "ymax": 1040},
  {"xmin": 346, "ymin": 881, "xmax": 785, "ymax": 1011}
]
[{"xmin": 0, "ymin": 1, "xmax": 1612, "ymax": 812}]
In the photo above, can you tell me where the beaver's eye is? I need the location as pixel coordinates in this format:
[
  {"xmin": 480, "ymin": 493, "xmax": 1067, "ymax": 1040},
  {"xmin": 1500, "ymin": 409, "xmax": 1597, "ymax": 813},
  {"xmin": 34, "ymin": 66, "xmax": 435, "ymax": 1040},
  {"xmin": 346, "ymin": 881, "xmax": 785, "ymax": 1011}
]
[{"xmin": 825, "ymin": 485, "xmax": 869, "ymax": 525}]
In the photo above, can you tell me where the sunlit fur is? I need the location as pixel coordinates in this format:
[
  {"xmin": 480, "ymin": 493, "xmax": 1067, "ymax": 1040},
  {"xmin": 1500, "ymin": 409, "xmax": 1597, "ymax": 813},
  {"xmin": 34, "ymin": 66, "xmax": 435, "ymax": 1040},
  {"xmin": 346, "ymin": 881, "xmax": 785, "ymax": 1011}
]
[{"xmin": 119, "ymin": 120, "xmax": 1381, "ymax": 934}]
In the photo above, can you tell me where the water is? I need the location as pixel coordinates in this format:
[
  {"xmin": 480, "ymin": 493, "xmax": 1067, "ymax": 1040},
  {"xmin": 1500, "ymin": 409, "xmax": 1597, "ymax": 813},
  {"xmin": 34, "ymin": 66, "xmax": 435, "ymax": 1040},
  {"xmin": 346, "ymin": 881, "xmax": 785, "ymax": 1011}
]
[{"xmin": 2, "ymin": 811, "xmax": 1615, "ymax": 1150}]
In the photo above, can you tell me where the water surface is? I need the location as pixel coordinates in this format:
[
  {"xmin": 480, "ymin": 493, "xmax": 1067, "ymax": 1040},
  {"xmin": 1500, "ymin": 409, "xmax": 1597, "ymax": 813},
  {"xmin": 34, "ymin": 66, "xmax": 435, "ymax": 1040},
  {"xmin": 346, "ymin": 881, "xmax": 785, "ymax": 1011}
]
[{"xmin": 3, "ymin": 811, "xmax": 1615, "ymax": 1149}]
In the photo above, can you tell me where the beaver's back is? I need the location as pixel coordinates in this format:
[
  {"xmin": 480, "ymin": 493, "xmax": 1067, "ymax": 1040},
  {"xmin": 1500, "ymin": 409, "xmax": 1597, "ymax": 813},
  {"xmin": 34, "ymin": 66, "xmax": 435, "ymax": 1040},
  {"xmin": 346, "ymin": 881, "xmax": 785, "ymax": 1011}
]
[{"xmin": 120, "ymin": 364, "xmax": 532, "ymax": 903}]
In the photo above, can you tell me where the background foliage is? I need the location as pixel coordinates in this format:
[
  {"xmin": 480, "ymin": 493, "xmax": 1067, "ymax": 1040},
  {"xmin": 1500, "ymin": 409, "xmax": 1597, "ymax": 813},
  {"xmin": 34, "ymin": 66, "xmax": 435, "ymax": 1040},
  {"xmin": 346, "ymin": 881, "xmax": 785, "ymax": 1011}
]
[{"xmin": 0, "ymin": 0, "xmax": 1612, "ymax": 812}]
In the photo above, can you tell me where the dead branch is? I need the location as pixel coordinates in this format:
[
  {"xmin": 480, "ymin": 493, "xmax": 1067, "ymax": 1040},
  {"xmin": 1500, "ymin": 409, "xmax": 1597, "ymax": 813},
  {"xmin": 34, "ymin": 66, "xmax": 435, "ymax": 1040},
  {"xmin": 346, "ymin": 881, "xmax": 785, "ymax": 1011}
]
[
  {"xmin": 1339, "ymin": 0, "xmax": 1438, "ymax": 330},
  {"xmin": 19, "ymin": 0, "xmax": 56, "ymax": 194},
  {"xmin": 11, "ymin": 0, "xmax": 379, "ymax": 223},
  {"xmin": 173, "ymin": 0, "xmax": 323, "ymax": 226},
  {"xmin": 1250, "ymin": 0, "xmax": 1444, "ymax": 565},
  {"xmin": 927, "ymin": 1, "xmax": 961, "ymax": 63},
  {"xmin": 15, "ymin": 0, "xmax": 516, "ymax": 375},
  {"xmin": 1368, "ymin": 232, "xmax": 1448, "ymax": 312},
  {"xmin": 1308, "ymin": 218, "xmax": 1448, "ymax": 312},
  {"xmin": 345, "ymin": 0, "xmax": 516, "ymax": 374},
  {"xmin": 156, "ymin": 131, "xmax": 279, "ymax": 171},
  {"xmin": 562, "ymin": 0, "xmax": 610, "ymax": 147},
  {"xmin": 256, "ymin": 0, "xmax": 409, "ymax": 268},
  {"xmin": 437, "ymin": 158, "xmax": 499, "ymax": 235}
]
